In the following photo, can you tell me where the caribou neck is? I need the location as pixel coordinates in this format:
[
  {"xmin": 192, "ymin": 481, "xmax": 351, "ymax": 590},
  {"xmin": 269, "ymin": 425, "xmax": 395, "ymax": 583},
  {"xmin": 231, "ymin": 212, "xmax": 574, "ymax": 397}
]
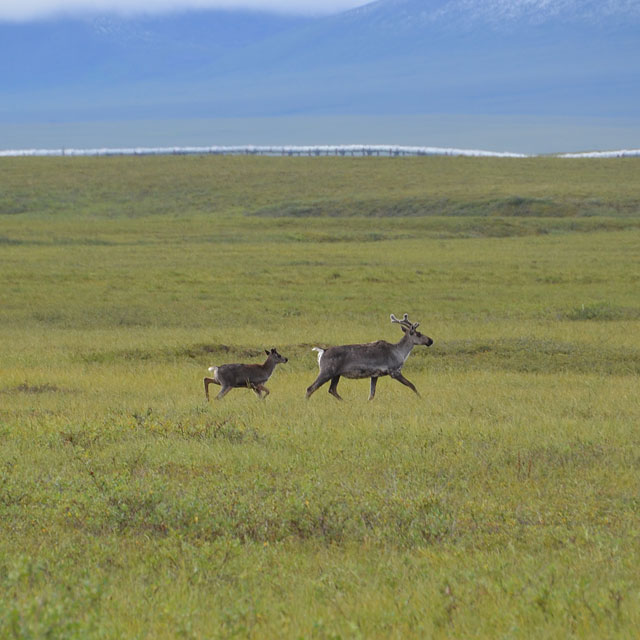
[
  {"xmin": 394, "ymin": 332, "xmax": 416, "ymax": 360},
  {"xmin": 262, "ymin": 353, "xmax": 278, "ymax": 373}
]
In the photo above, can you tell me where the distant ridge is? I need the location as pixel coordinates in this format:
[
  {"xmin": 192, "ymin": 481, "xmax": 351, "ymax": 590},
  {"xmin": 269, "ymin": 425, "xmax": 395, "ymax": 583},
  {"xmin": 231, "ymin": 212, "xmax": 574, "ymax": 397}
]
[
  {"xmin": 1, "ymin": 145, "xmax": 639, "ymax": 158},
  {"xmin": 0, "ymin": 145, "xmax": 529, "ymax": 158}
]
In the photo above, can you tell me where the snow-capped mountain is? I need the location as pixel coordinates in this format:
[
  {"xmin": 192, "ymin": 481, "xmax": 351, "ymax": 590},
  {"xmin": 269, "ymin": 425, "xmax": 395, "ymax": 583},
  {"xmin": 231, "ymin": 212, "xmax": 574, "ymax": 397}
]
[
  {"xmin": 350, "ymin": 0, "xmax": 640, "ymax": 27},
  {"xmin": 1, "ymin": 0, "xmax": 638, "ymax": 122}
]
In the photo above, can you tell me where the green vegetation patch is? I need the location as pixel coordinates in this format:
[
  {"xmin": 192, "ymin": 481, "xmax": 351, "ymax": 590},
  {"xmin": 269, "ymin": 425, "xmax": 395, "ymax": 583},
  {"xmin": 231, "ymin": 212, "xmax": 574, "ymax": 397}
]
[
  {"xmin": 250, "ymin": 195, "xmax": 588, "ymax": 218},
  {"xmin": 562, "ymin": 302, "xmax": 640, "ymax": 321},
  {"xmin": 1, "ymin": 155, "xmax": 639, "ymax": 638},
  {"xmin": 430, "ymin": 337, "xmax": 640, "ymax": 375},
  {"xmin": 0, "ymin": 382, "xmax": 70, "ymax": 395},
  {"xmin": 250, "ymin": 194, "xmax": 640, "ymax": 238}
]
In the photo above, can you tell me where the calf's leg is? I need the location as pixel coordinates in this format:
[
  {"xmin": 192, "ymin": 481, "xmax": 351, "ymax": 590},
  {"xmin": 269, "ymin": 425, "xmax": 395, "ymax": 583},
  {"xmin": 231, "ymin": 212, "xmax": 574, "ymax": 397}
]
[
  {"xmin": 253, "ymin": 384, "xmax": 270, "ymax": 399},
  {"xmin": 203, "ymin": 376, "xmax": 220, "ymax": 401},
  {"xmin": 216, "ymin": 385, "xmax": 233, "ymax": 400}
]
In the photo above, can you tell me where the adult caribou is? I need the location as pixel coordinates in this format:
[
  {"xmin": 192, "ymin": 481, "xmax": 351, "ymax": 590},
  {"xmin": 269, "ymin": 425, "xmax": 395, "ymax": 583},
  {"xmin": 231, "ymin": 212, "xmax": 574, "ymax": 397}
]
[{"xmin": 306, "ymin": 314, "xmax": 433, "ymax": 401}]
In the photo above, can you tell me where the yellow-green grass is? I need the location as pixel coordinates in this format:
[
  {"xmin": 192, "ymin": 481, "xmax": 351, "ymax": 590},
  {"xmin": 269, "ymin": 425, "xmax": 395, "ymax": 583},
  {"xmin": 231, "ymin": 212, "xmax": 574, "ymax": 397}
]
[{"xmin": 1, "ymin": 156, "xmax": 639, "ymax": 638}]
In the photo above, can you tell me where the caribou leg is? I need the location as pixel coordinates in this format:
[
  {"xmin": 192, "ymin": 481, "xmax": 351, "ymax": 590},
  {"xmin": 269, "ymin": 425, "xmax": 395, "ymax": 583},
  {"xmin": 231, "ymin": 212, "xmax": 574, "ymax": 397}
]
[
  {"xmin": 253, "ymin": 384, "xmax": 270, "ymax": 399},
  {"xmin": 203, "ymin": 376, "xmax": 220, "ymax": 401},
  {"xmin": 328, "ymin": 376, "xmax": 343, "ymax": 401},
  {"xmin": 216, "ymin": 385, "xmax": 233, "ymax": 400},
  {"xmin": 390, "ymin": 372, "xmax": 420, "ymax": 397},
  {"xmin": 306, "ymin": 373, "xmax": 333, "ymax": 399},
  {"xmin": 368, "ymin": 376, "xmax": 378, "ymax": 401}
]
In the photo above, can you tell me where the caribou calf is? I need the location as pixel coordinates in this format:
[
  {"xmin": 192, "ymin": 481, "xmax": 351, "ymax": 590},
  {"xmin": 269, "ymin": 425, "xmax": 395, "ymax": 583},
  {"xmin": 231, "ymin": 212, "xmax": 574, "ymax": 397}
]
[
  {"xmin": 204, "ymin": 348, "xmax": 288, "ymax": 400},
  {"xmin": 306, "ymin": 314, "xmax": 432, "ymax": 401}
]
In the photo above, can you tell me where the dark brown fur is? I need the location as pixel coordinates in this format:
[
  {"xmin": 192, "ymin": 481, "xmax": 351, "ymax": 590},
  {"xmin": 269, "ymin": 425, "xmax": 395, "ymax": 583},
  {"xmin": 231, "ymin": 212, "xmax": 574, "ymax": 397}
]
[{"xmin": 204, "ymin": 348, "xmax": 288, "ymax": 400}]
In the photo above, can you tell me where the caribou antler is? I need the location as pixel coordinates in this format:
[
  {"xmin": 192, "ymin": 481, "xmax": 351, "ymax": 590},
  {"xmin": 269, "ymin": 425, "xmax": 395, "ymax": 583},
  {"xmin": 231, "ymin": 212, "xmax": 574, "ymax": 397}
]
[
  {"xmin": 390, "ymin": 313, "xmax": 410, "ymax": 326},
  {"xmin": 390, "ymin": 313, "xmax": 420, "ymax": 331}
]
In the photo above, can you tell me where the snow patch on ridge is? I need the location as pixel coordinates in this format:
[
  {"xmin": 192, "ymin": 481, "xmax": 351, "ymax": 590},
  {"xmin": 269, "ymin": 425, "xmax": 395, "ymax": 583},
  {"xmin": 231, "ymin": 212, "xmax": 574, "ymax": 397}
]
[
  {"xmin": 557, "ymin": 149, "xmax": 640, "ymax": 158},
  {"xmin": 1, "ymin": 145, "xmax": 638, "ymax": 158},
  {"xmin": 0, "ymin": 144, "xmax": 529, "ymax": 158}
]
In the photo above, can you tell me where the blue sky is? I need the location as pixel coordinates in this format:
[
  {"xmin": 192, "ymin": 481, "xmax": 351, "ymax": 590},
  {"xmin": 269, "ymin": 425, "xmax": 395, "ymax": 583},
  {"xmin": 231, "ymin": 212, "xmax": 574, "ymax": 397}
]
[{"xmin": 0, "ymin": 0, "xmax": 370, "ymax": 20}]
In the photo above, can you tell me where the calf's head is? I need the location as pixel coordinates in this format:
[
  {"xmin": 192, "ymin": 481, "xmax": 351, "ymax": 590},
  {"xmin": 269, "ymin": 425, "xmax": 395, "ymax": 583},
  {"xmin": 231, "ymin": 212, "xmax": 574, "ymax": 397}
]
[{"xmin": 266, "ymin": 348, "xmax": 288, "ymax": 363}]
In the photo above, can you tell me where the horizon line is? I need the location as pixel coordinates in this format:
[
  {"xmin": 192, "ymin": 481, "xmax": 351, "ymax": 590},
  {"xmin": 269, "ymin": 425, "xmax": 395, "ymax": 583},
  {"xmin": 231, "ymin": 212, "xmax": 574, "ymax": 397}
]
[{"xmin": 2, "ymin": 144, "xmax": 640, "ymax": 159}]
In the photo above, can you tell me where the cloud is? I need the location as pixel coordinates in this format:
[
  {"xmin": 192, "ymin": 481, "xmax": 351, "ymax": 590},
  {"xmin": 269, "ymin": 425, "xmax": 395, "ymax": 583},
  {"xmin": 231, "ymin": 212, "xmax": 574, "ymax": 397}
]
[{"xmin": 0, "ymin": 0, "xmax": 370, "ymax": 21}]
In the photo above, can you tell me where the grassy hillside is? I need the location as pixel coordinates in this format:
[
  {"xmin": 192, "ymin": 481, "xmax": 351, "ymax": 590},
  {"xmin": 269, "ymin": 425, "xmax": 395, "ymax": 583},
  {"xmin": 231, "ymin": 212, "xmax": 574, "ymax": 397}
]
[{"xmin": 1, "ymin": 155, "xmax": 639, "ymax": 638}]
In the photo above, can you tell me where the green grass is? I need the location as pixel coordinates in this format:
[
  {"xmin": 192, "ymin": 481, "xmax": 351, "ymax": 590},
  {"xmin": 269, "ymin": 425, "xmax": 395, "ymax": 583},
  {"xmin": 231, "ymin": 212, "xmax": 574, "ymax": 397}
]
[{"xmin": 1, "ymin": 155, "xmax": 639, "ymax": 638}]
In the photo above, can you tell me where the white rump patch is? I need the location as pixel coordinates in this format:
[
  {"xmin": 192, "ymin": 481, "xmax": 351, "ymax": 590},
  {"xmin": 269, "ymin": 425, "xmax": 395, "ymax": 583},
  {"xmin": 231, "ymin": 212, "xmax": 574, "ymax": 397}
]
[{"xmin": 311, "ymin": 347, "xmax": 324, "ymax": 366}]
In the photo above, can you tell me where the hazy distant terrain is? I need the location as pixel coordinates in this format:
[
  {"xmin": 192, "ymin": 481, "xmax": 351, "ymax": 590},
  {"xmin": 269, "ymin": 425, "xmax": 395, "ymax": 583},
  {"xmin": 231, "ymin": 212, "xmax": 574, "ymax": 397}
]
[
  {"xmin": 2, "ymin": 0, "xmax": 639, "ymax": 120},
  {"xmin": 1, "ymin": 0, "xmax": 638, "ymax": 152}
]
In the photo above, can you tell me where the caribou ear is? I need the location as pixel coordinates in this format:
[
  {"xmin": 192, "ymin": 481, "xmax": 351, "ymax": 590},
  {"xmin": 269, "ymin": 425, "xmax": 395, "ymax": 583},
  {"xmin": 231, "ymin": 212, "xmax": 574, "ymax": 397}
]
[{"xmin": 265, "ymin": 350, "xmax": 270, "ymax": 356}]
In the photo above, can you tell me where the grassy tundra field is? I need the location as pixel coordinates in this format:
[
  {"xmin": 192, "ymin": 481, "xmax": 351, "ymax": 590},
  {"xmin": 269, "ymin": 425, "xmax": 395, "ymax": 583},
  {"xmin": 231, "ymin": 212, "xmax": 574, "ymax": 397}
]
[{"xmin": 1, "ymin": 155, "xmax": 639, "ymax": 638}]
